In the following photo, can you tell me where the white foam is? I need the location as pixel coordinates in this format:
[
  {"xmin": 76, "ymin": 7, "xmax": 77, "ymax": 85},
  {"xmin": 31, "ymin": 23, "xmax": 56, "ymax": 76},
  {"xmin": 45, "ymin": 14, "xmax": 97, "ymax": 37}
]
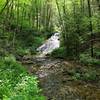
[{"xmin": 37, "ymin": 33, "xmax": 60, "ymax": 56}]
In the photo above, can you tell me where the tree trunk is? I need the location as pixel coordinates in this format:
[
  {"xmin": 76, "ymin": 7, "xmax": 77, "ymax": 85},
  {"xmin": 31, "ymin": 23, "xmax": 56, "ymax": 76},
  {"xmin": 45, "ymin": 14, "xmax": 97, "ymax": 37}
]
[{"xmin": 87, "ymin": 0, "xmax": 94, "ymax": 57}]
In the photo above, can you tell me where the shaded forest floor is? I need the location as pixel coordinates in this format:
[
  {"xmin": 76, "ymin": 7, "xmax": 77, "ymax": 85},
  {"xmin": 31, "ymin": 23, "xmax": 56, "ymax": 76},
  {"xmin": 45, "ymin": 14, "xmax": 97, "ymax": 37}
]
[{"xmin": 21, "ymin": 56, "xmax": 100, "ymax": 100}]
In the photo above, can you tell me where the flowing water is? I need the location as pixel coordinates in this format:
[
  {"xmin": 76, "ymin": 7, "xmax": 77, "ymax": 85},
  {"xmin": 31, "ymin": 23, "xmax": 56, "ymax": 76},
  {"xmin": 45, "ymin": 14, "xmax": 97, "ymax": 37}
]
[
  {"xmin": 23, "ymin": 33, "xmax": 100, "ymax": 100},
  {"xmin": 23, "ymin": 57, "xmax": 100, "ymax": 100},
  {"xmin": 37, "ymin": 32, "xmax": 60, "ymax": 56}
]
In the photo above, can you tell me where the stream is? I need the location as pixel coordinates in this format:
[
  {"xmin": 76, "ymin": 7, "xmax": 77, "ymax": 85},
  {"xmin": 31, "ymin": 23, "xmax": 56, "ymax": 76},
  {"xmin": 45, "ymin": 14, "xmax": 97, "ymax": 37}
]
[
  {"xmin": 22, "ymin": 57, "xmax": 100, "ymax": 100},
  {"xmin": 22, "ymin": 32, "xmax": 100, "ymax": 100}
]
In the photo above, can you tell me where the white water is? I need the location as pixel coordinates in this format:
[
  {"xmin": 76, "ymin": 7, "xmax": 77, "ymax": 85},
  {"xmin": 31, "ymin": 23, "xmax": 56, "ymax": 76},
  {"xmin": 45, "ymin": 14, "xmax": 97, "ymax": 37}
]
[{"xmin": 37, "ymin": 33, "xmax": 60, "ymax": 56}]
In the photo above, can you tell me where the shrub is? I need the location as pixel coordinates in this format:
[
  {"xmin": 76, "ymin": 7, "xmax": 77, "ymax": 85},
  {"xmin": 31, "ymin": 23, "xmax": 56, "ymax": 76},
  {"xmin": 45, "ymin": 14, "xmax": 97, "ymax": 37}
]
[
  {"xmin": 83, "ymin": 70, "xmax": 97, "ymax": 81},
  {"xmin": 50, "ymin": 47, "xmax": 66, "ymax": 59},
  {"xmin": 70, "ymin": 68, "xmax": 97, "ymax": 81},
  {"xmin": 72, "ymin": 71, "xmax": 97, "ymax": 81},
  {"xmin": 16, "ymin": 47, "xmax": 30, "ymax": 56},
  {"xmin": 80, "ymin": 54, "xmax": 100, "ymax": 66},
  {"xmin": 94, "ymin": 48, "xmax": 100, "ymax": 59},
  {"xmin": 30, "ymin": 36, "xmax": 45, "ymax": 55},
  {"xmin": 0, "ymin": 56, "xmax": 45, "ymax": 100}
]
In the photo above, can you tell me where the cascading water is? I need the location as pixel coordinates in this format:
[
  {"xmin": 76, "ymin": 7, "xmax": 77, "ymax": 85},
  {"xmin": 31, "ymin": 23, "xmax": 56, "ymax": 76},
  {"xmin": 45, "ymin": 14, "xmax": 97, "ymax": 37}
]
[{"xmin": 37, "ymin": 33, "xmax": 60, "ymax": 56}]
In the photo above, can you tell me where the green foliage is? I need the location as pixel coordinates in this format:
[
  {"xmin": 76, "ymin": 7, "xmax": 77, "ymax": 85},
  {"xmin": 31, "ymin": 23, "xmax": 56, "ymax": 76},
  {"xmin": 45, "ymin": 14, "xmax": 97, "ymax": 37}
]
[
  {"xmin": 83, "ymin": 70, "xmax": 97, "ymax": 81},
  {"xmin": 80, "ymin": 54, "xmax": 100, "ymax": 66},
  {"xmin": 56, "ymin": 0, "xmax": 99, "ymax": 59},
  {"xmin": 69, "ymin": 68, "xmax": 97, "ymax": 81},
  {"xmin": 0, "ymin": 56, "xmax": 45, "ymax": 100},
  {"xmin": 33, "ymin": 37, "xmax": 45, "ymax": 48},
  {"xmin": 50, "ymin": 47, "xmax": 66, "ymax": 59},
  {"xmin": 94, "ymin": 47, "xmax": 100, "ymax": 58},
  {"xmin": 30, "ymin": 36, "xmax": 45, "ymax": 55},
  {"xmin": 0, "ymin": 0, "xmax": 55, "ymax": 56},
  {"xmin": 16, "ymin": 47, "xmax": 30, "ymax": 56}
]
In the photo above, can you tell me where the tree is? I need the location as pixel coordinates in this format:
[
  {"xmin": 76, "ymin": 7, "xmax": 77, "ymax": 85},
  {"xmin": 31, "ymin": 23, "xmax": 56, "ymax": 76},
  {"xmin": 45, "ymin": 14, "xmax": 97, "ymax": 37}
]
[{"xmin": 87, "ymin": 0, "xmax": 94, "ymax": 57}]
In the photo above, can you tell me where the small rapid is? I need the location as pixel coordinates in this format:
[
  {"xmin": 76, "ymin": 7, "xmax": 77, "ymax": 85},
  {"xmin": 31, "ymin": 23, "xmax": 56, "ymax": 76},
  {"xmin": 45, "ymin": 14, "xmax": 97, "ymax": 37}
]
[{"xmin": 37, "ymin": 33, "xmax": 60, "ymax": 56}]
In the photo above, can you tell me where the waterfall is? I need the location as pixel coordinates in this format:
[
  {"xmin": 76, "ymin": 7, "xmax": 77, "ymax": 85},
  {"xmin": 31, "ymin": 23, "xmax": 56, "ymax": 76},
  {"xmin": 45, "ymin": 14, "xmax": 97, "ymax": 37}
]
[{"xmin": 37, "ymin": 33, "xmax": 60, "ymax": 56}]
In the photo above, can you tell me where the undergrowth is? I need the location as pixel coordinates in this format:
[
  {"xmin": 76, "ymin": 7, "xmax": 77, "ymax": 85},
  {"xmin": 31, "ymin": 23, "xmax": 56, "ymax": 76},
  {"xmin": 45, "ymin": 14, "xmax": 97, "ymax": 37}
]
[{"xmin": 0, "ymin": 55, "xmax": 45, "ymax": 100}]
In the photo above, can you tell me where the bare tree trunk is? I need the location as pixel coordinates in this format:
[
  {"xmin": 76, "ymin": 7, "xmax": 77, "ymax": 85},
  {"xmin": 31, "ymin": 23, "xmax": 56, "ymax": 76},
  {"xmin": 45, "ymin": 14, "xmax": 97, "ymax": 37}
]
[
  {"xmin": 87, "ymin": 0, "xmax": 94, "ymax": 57},
  {"xmin": 55, "ymin": 0, "xmax": 63, "ymax": 26},
  {"xmin": 12, "ymin": 0, "xmax": 19, "ymax": 49}
]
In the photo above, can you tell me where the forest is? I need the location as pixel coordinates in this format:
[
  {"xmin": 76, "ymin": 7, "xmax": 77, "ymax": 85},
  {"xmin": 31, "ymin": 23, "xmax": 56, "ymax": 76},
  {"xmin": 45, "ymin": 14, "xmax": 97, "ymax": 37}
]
[{"xmin": 0, "ymin": 0, "xmax": 100, "ymax": 100}]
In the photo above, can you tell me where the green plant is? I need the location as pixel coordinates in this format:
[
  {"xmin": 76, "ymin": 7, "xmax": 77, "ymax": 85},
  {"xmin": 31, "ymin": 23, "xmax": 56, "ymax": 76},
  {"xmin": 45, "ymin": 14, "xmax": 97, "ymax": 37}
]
[
  {"xmin": 80, "ymin": 54, "xmax": 100, "ymax": 66},
  {"xmin": 83, "ymin": 70, "xmax": 97, "ymax": 81},
  {"xmin": 0, "ymin": 56, "xmax": 45, "ymax": 100},
  {"xmin": 51, "ymin": 47, "xmax": 66, "ymax": 59},
  {"xmin": 72, "ymin": 73, "xmax": 81, "ymax": 80},
  {"xmin": 70, "ymin": 68, "xmax": 98, "ymax": 81},
  {"xmin": 16, "ymin": 47, "xmax": 30, "ymax": 56}
]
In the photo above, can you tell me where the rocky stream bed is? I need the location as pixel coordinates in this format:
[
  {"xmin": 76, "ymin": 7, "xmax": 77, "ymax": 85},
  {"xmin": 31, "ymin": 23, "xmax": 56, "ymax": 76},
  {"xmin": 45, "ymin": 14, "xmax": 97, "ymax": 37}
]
[{"xmin": 21, "ymin": 56, "xmax": 100, "ymax": 100}]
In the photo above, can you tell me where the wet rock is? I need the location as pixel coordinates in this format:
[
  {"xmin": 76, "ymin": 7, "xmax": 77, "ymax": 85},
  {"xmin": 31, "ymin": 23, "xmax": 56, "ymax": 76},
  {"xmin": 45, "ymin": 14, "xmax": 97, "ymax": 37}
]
[{"xmin": 23, "ymin": 57, "xmax": 100, "ymax": 100}]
